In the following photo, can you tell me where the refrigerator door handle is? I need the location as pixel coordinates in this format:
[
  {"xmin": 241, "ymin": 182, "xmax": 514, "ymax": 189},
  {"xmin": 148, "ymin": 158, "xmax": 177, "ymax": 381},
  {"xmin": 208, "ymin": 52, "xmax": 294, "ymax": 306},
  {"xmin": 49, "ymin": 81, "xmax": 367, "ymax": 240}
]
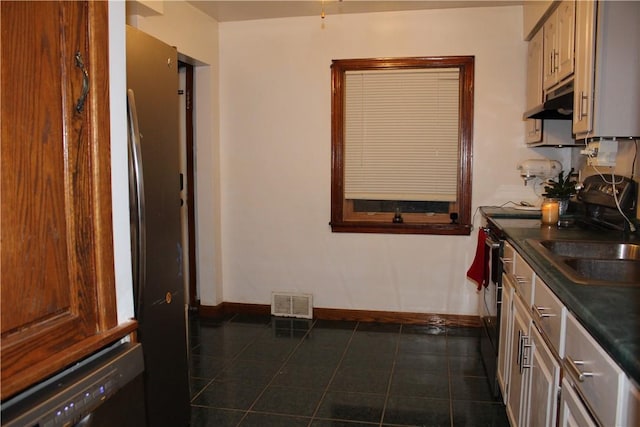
[{"xmin": 127, "ymin": 89, "xmax": 146, "ymax": 318}]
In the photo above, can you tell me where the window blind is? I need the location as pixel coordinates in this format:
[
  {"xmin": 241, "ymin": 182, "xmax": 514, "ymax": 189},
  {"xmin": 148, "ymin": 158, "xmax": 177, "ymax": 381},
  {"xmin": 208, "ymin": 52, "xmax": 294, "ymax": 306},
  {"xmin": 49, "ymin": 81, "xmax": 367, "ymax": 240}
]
[{"xmin": 344, "ymin": 68, "xmax": 460, "ymax": 202}]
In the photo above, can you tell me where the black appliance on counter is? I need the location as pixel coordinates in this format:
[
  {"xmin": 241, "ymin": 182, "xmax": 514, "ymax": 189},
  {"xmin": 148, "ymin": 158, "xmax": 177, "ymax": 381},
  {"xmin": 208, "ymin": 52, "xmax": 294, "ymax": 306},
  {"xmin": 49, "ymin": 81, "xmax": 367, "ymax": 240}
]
[
  {"xmin": 0, "ymin": 342, "xmax": 146, "ymax": 427},
  {"xmin": 576, "ymin": 174, "xmax": 637, "ymax": 231}
]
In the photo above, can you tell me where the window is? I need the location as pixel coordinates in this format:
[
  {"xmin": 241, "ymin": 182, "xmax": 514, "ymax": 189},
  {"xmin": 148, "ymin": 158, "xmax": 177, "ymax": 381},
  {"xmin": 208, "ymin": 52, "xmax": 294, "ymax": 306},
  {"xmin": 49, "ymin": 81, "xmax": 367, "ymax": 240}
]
[{"xmin": 330, "ymin": 56, "xmax": 474, "ymax": 235}]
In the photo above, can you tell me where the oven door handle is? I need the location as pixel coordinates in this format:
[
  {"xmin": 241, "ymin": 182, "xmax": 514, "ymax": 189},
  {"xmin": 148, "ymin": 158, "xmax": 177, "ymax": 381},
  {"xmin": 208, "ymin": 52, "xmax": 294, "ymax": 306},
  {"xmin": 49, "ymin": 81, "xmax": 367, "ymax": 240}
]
[{"xmin": 485, "ymin": 235, "xmax": 501, "ymax": 249}]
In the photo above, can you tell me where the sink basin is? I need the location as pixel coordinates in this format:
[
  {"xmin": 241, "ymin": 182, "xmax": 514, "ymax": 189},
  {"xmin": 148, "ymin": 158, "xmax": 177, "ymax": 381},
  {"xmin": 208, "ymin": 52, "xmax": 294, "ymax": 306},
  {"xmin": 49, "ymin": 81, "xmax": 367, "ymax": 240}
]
[
  {"xmin": 563, "ymin": 258, "xmax": 640, "ymax": 284},
  {"xmin": 527, "ymin": 239, "xmax": 640, "ymax": 287},
  {"xmin": 538, "ymin": 240, "xmax": 640, "ymax": 261}
]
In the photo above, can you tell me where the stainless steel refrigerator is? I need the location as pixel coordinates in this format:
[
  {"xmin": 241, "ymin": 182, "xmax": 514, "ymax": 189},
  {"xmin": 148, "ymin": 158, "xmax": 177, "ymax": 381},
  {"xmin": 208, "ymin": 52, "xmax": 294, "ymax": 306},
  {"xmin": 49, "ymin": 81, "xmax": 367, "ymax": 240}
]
[{"xmin": 126, "ymin": 25, "xmax": 190, "ymax": 427}]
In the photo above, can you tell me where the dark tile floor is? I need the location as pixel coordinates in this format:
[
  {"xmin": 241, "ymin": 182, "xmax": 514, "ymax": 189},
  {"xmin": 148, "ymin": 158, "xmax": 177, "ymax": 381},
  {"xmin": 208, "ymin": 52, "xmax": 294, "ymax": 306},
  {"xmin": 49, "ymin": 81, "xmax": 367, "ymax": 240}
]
[{"xmin": 189, "ymin": 315, "xmax": 509, "ymax": 427}]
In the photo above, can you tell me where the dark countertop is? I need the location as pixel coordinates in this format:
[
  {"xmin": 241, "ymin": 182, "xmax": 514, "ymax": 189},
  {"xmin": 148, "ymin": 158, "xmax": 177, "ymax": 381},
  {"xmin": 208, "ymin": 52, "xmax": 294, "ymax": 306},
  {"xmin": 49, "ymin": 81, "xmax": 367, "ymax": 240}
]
[{"xmin": 480, "ymin": 207, "xmax": 640, "ymax": 386}]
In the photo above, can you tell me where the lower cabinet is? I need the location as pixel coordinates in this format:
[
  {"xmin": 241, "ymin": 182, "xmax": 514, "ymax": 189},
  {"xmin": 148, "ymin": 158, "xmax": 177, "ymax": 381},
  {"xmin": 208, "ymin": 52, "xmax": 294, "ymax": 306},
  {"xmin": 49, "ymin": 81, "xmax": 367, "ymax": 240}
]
[
  {"xmin": 564, "ymin": 312, "xmax": 627, "ymax": 426},
  {"xmin": 498, "ymin": 241, "xmax": 639, "ymax": 427},
  {"xmin": 497, "ymin": 273, "xmax": 514, "ymax": 403},
  {"xmin": 559, "ymin": 378, "xmax": 598, "ymax": 427},
  {"xmin": 627, "ymin": 382, "xmax": 640, "ymax": 426},
  {"xmin": 528, "ymin": 325, "xmax": 561, "ymax": 427},
  {"xmin": 506, "ymin": 293, "xmax": 532, "ymax": 427},
  {"xmin": 499, "ymin": 248, "xmax": 562, "ymax": 427}
]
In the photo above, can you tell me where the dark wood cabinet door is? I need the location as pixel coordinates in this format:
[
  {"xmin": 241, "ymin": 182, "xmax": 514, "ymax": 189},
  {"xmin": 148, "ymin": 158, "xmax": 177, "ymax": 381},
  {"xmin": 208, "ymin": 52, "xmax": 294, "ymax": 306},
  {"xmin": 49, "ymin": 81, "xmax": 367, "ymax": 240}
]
[{"xmin": 1, "ymin": 0, "xmax": 135, "ymax": 399}]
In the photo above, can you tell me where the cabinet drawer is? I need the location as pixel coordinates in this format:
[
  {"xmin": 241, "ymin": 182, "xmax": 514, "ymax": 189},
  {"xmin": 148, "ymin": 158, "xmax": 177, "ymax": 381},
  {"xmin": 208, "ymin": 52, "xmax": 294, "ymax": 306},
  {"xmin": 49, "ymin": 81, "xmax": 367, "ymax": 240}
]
[
  {"xmin": 513, "ymin": 252, "xmax": 535, "ymax": 305},
  {"xmin": 502, "ymin": 241, "xmax": 516, "ymax": 276},
  {"xmin": 559, "ymin": 377, "xmax": 598, "ymax": 427},
  {"xmin": 565, "ymin": 313, "xmax": 625, "ymax": 427},
  {"xmin": 625, "ymin": 379, "xmax": 639, "ymax": 427},
  {"xmin": 533, "ymin": 276, "xmax": 566, "ymax": 357}
]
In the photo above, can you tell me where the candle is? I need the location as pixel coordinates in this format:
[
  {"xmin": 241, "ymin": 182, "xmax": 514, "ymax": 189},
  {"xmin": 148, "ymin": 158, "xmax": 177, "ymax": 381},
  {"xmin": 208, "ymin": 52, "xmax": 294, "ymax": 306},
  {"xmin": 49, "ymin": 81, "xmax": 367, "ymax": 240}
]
[{"xmin": 541, "ymin": 200, "xmax": 559, "ymax": 226}]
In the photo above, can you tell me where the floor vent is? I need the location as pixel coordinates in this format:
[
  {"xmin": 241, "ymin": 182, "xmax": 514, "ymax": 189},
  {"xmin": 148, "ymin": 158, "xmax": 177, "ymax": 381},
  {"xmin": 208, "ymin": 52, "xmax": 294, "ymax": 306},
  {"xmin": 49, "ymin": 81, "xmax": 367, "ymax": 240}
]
[{"xmin": 271, "ymin": 292, "xmax": 313, "ymax": 319}]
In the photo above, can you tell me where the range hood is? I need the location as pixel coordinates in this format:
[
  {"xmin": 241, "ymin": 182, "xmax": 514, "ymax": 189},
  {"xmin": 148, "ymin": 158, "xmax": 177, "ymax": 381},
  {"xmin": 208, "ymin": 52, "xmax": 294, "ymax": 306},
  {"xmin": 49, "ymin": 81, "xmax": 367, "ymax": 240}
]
[{"xmin": 524, "ymin": 82, "xmax": 574, "ymax": 120}]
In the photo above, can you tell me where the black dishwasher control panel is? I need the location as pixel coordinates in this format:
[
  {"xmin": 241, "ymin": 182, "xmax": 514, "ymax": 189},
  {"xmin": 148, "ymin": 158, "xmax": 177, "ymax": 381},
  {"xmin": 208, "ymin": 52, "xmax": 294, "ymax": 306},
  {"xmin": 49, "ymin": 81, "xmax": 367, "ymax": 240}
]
[{"xmin": 0, "ymin": 342, "xmax": 144, "ymax": 427}]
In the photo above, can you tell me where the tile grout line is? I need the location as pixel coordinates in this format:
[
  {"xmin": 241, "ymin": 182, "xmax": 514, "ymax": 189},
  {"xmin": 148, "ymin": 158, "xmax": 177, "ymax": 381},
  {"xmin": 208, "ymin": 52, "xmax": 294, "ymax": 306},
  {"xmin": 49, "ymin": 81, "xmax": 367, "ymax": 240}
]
[
  {"xmin": 306, "ymin": 321, "xmax": 360, "ymax": 427},
  {"xmin": 189, "ymin": 315, "xmax": 281, "ymax": 425},
  {"xmin": 378, "ymin": 323, "xmax": 403, "ymax": 427},
  {"xmin": 234, "ymin": 317, "xmax": 321, "ymax": 427},
  {"xmin": 447, "ymin": 327, "xmax": 455, "ymax": 427}
]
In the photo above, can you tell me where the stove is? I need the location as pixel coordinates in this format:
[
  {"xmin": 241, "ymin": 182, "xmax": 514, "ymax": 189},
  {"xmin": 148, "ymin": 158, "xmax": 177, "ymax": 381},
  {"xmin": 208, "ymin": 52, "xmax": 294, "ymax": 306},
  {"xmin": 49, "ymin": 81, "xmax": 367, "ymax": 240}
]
[{"xmin": 577, "ymin": 174, "xmax": 637, "ymax": 231}]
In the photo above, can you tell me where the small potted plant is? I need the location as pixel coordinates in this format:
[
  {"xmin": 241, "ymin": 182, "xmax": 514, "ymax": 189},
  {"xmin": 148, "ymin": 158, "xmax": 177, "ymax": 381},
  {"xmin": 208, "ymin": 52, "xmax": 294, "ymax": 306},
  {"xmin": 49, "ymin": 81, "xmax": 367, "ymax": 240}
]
[{"xmin": 542, "ymin": 168, "xmax": 577, "ymax": 215}]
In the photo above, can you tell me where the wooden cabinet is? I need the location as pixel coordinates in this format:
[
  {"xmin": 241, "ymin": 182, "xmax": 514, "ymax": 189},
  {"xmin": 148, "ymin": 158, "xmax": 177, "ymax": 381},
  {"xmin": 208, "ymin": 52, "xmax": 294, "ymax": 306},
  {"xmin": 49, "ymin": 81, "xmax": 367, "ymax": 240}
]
[
  {"xmin": 500, "ymin": 247, "xmax": 564, "ymax": 427},
  {"xmin": 573, "ymin": 1, "xmax": 640, "ymax": 139},
  {"xmin": 533, "ymin": 276, "xmax": 566, "ymax": 358},
  {"xmin": 542, "ymin": 1, "xmax": 575, "ymax": 91},
  {"xmin": 626, "ymin": 381, "xmax": 640, "ymax": 426},
  {"xmin": 513, "ymin": 251, "xmax": 535, "ymax": 305},
  {"xmin": 497, "ymin": 272, "xmax": 514, "ymax": 402},
  {"xmin": 526, "ymin": 30, "xmax": 544, "ymax": 144},
  {"xmin": 572, "ymin": 0, "xmax": 596, "ymax": 136},
  {"xmin": 559, "ymin": 378, "xmax": 598, "ymax": 427},
  {"xmin": 523, "ymin": 0, "xmax": 553, "ymax": 41},
  {"xmin": 0, "ymin": 1, "xmax": 135, "ymax": 399},
  {"xmin": 528, "ymin": 325, "xmax": 561, "ymax": 427},
  {"xmin": 564, "ymin": 313, "xmax": 627, "ymax": 426},
  {"xmin": 506, "ymin": 293, "xmax": 532, "ymax": 427}
]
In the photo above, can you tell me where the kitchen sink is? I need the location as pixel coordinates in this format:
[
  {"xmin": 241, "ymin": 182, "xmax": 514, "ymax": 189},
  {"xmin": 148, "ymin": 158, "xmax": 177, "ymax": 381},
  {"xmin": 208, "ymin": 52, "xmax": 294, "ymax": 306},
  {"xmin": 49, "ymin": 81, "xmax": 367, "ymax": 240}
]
[
  {"xmin": 527, "ymin": 239, "xmax": 640, "ymax": 287},
  {"xmin": 537, "ymin": 240, "xmax": 640, "ymax": 261},
  {"xmin": 564, "ymin": 258, "xmax": 640, "ymax": 284}
]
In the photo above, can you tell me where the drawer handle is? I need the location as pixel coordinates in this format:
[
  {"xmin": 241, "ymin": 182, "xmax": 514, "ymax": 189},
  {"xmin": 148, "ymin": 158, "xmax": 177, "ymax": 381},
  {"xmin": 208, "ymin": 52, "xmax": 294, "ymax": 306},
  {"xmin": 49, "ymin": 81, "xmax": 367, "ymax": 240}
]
[
  {"xmin": 514, "ymin": 275, "xmax": 528, "ymax": 285},
  {"xmin": 74, "ymin": 52, "xmax": 89, "ymax": 113},
  {"xmin": 517, "ymin": 330, "xmax": 524, "ymax": 366},
  {"xmin": 533, "ymin": 305, "xmax": 556, "ymax": 320},
  {"xmin": 499, "ymin": 257, "xmax": 513, "ymax": 264},
  {"xmin": 520, "ymin": 335, "xmax": 532, "ymax": 374},
  {"xmin": 566, "ymin": 356, "xmax": 593, "ymax": 383}
]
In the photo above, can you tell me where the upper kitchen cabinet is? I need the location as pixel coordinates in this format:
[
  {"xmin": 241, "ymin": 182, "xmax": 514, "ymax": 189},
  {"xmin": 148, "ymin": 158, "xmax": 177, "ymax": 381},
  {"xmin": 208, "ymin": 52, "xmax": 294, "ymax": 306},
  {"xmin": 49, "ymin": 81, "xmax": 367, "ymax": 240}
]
[
  {"xmin": 526, "ymin": 30, "xmax": 544, "ymax": 144},
  {"xmin": 542, "ymin": 1, "xmax": 575, "ymax": 92},
  {"xmin": 1, "ymin": 1, "xmax": 136, "ymax": 399},
  {"xmin": 573, "ymin": 1, "xmax": 640, "ymax": 139},
  {"xmin": 523, "ymin": 0, "xmax": 554, "ymax": 41}
]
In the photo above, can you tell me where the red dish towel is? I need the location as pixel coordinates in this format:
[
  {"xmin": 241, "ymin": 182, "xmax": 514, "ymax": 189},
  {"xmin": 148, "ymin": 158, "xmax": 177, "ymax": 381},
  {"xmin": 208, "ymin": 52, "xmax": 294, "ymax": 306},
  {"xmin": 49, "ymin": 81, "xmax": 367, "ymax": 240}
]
[{"xmin": 467, "ymin": 228, "xmax": 488, "ymax": 291}]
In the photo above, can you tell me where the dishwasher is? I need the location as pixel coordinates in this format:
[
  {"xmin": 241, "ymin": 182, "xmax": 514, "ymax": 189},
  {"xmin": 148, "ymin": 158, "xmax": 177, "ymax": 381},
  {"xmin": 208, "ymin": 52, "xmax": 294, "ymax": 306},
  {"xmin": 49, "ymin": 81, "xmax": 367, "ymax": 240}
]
[{"xmin": 0, "ymin": 341, "xmax": 146, "ymax": 427}]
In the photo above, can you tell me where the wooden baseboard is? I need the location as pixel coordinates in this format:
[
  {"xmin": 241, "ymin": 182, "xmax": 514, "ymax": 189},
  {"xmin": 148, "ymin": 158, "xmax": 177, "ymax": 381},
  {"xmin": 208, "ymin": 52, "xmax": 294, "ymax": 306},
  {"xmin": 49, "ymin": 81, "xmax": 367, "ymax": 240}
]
[{"xmin": 198, "ymin": 302, "xmax": 480, "ymax": 328}]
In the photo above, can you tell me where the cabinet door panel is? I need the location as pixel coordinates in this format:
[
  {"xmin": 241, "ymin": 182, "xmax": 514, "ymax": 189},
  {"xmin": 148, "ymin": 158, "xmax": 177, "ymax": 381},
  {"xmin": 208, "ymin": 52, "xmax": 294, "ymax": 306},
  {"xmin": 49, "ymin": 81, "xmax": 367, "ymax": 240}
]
[
  {"xmin": 573, "ymin": 0, "xmax": 596, "ymax": 135},
  {"xmin": 497, "ymin": 273, "xmax": 514, "ymax": 402},
  {"xmin": 506, "ymin": 294, "xmax": 531, "ymax": 427},
  {"xmin": 1, "ymin": 1, "xmax": 77, "ymax": 333},
  {"xmin": 559, "ymin": 379, "xmax": 598, "ymax": 427},
  {"xmin": 1, "ymin": 0, "xmax": 123, "ymax": 399},
  {"xmin": 542, "ymin": 12, "xmax": 557, "ymax": 90},
  {"xmin": 556, "ymin": 0, "xmax": 575, "ymax": 81},
  {"xmin": 529, "ymin": 326, "xmax": 560, "ymax": 427}
]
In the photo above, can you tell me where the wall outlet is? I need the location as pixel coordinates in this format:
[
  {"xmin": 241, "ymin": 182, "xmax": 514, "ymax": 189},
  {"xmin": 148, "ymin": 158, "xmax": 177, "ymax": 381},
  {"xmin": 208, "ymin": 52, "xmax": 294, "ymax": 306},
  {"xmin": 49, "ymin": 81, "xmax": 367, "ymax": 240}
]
[{"xmin": 585, "ymin": 139, "xmax": 618, "ymax": 167}]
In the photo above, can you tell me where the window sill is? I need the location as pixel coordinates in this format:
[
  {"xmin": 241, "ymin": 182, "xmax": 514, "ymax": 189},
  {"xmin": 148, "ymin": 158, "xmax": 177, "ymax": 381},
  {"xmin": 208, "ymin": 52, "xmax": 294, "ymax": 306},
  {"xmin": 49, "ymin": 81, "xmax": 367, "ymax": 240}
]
[{"xmin": 330, "ymin": 222, "xmax": 471, "ymax": 235}]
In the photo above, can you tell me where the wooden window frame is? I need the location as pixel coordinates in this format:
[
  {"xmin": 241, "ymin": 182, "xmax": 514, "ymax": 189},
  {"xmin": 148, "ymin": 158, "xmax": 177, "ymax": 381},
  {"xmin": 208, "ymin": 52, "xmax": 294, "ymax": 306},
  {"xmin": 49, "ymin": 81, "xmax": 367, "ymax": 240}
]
[{"xmin": 330, "ymin": 56, "xmax": 474, "ymax": 235}]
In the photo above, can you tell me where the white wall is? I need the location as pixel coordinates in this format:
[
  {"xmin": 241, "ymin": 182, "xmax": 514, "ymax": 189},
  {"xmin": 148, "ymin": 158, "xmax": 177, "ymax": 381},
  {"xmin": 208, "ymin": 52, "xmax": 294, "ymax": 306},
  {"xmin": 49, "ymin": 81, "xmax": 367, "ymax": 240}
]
[
  {"xmin": 126, "ymin": 1, "xmax": 222, "ymax": 306},
  {"xmin": 219, "ymin": 7, "xmax": 544, "ymax": 316}
]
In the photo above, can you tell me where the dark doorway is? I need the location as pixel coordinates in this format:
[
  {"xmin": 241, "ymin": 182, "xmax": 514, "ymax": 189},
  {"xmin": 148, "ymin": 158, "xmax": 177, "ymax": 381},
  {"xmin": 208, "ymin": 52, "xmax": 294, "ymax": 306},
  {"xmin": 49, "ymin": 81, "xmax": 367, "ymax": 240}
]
[{"xmin": 178, "ymin": 61, "xmax": 198, "ymax": 309}]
